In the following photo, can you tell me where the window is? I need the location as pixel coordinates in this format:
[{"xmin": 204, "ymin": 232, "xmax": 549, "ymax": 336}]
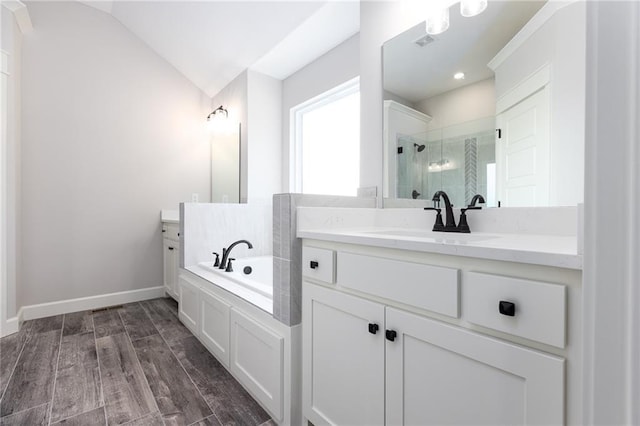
[{"xmin": 290, "ymin": 78, "xmax": 360, "ymax": 196}]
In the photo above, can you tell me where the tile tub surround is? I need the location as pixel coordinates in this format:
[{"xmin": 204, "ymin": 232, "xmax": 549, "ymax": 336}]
[
  {"xmin": 0, "ymin": 298, "xmax": 272, "ymax": 426},
  {"xmin": 181, "ymin": 202, "xmax": 273, "ymax": 270},
  {"xmin": 272, "ymin": 194, "xmax": 376, "ymax": 326}
]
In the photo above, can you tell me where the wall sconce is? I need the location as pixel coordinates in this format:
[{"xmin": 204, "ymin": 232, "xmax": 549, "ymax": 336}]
[
  {"xmin": 207, "ymin": 105, "xmax": 228, "ymax": 121},
  {"xmin": 460, "ymin": 0, "xmax": 488, "ymax": 17},
  {"xmin": 426, "ymin": 6, "xmax": 450, "ymax": 35},
  {"xmin": 426, "ymin": 0, "xmax": 488, "ymax": 35}
]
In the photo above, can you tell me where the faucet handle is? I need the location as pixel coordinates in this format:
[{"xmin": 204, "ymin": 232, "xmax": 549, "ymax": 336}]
[
  {"xmin": 212, "ymin": 252, "xmax": 220, "ymax": 267},
  {"xmin": 225, "ymin": 258, "xmax": 235, "ymax": 273}
]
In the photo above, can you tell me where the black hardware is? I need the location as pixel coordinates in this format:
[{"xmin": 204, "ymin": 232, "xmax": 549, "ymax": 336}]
[
  {"xmin": 496, "ymin": 128, "xmax": 502, "ymax": 139},
  {"xmin": 212, "ymin": 252, "xmax": 220, "ymax": 267},
  {"xmin": 499, "ymin": 301, "xmax": 516, "ymax": 317},
  {"xmin": 431, "ymin": 191, "xmax": 457, "ymax": 232},
  {"xmin": 397, "ymin": 147, "xmax": 403, "ymax": 154},
  {"xmin": 457, "ymin": 194, "xmax": 485, "ymax": 233},
  {"xmin": 368, "ymin": 323, "xmax": 379, "ymax": 335},
  {"xmin": 385, "ymin": 330, "xmax": 397, "ymax": 342},
  {"xmin": 310, "ymin": 261, "xmax": 319, "ymax": 269},
  {"xmin": 178, "ymin": 233, "xmax": 180, "ymax": 237},
  {"xmin": 243, "ymin": 266, "xmax": 252, "ymax": 275},
  {"xmin": 162, "ymin": 229, "xmax": 166, "ymax": 233},
  {"xmin": 219, "ymin": 240, "xmax": 253, "ymax": 270},
  {"xmin": 225, "ymin": 258, "xmax": 236, "ymax": 272},
  {"xmin": 412, "ymin": 190, "xmax": 421, "ymax": 199},
  {"xmin": 168, "ymin": 247, "xmax": 174, "ymax": 251}
]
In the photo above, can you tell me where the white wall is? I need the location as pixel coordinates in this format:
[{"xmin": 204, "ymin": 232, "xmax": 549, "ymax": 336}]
[
  {"xmin": 247, "ymin": 70, "xmax": 282, "ymax": 202},
  {"xmin": 20, "ymin": 2, "xmax": 211, "ymax": 306},
  {"xmin": 1, "ymin": 6, "xmax": 22, "ymax": 324},
  {"xmin": 494, "ymin": 2, "xmax": 585, "ymax": 206},
  {"xmin": 281, "ymin": 34, "xmax": 359, "ymax": 191},
  {"xmin": 211, "ymin": 70, "xmax": 248, "ymax": 202},
  {"xmin": 415, "ymin": 78, "xmax": 495, "ymax": 130}
]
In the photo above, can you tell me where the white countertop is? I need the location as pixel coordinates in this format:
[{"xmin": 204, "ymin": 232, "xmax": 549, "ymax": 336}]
[
  {"xmin": 161, "ymin": 209, "xmax": 179, "ymax": 224},
  {"xmin": 297, "ymin": 227, "xmax": 582, "ymax": 270}
]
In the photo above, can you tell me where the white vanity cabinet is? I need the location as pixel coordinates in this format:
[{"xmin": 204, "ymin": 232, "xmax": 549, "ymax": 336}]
[
  {"xmin": 302, "ymin": 242, "xmax": 579, "ymax": 426},
  {"xmin": 162, "ymin": 222, "xmax": 180, "ymax": 300}
]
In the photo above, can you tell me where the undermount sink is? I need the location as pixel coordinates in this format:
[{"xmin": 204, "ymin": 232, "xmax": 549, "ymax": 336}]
[{"xmin": 364, "ymin": 229, "xmax": 499, "ymax": 244}]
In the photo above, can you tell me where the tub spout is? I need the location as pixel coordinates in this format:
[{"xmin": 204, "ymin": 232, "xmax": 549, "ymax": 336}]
[{"xmin": 219, "ymin": 239, "xmax": 253, "ymax": 270}]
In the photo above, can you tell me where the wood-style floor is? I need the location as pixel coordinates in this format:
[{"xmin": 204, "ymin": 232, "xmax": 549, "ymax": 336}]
[{"xmin": 0, "ymin": 298, "xmax": 273, "ymax": 426}]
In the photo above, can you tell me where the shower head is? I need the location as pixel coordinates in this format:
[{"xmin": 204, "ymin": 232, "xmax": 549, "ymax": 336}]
[{"xmin": 414, "ymin": 143, "xmax": 426, "ymax": 152}]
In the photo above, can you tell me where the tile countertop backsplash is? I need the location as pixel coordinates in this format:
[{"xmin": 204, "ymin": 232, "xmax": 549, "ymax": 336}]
[{"xmin": 296, "ymin": 206, "xmax": 583, "ymax": 270}]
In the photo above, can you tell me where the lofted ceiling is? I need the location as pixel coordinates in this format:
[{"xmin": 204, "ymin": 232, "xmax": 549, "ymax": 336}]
[{"xmin": 78, "ymin": 1, "xmax": 360, "ymax": 97}]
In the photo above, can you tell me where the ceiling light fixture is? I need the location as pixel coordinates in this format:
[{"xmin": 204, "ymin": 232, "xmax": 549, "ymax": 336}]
[
  {"xmin": 460, "ymin": 0, "xmax": 488, "ymax": 18},
  {"xmin": 426, "ymin": 6, "xmax": 450, "ymax": 35},
  {"xmin": 454, "ymin": 72, "xmax": 465, "ymax": 80}
]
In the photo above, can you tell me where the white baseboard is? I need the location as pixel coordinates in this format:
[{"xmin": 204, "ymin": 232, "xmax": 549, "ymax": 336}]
[
  {"xmin": 0, "ymin": 316, "xmax": 20, "ymax": 338},
  {"xmin": 19, "ymin": 286, "xmax": 166, "ymax": 321}
]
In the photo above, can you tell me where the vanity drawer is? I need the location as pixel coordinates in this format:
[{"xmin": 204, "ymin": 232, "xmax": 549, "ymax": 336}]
[
  {"xmin": 463, "ymin": 272, "xmax": 566, "ymax": 348},
  {"xmin": 303, "ymin": 247, "xmax": 336, "ymax": 284},
  {"xmin": 337, "ymin": 252, "xmax": 460, "ymax": 318},
  {"xmin": 163, "ymin": 224, "xmax": 180, "ymax": 241}
]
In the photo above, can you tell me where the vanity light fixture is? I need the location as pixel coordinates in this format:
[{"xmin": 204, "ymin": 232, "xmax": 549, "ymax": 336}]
[
  {"xmin": 207, "ymin": 105, "xmax": 228, "ymax": 121},
  {"xmin": 426, "ymin": 6, "xmax": 450, "ymax": 35},
  {"xmin": 454, "ymin": 72, "xmax": 465, "ymax": 80},
  {"xmin": 460, "ymin": 0, "xmax": 488, "ymax": 17}
]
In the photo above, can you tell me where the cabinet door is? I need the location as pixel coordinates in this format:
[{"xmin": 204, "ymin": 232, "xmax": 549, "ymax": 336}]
[
  {"xmin": 171, "ymin": 246, "xmax": 180, "ymax": 299},
  {"xmin": 385, "ymin": 307, "xmax": 564, "ymax": 425},
  {"xmin": 302, "ymin": 283, "xmax": 385, "ymax": 426},
  {"xmin": 163, "ymin": 239, "xmax": 176, "ymax": 297},
  {"xmin": 178, "ymin": 277, "xmax": 200, "ymax": 335},
  {"xmin": 200, "ymin": 289, "xmax": 231, "ymax": 367}
]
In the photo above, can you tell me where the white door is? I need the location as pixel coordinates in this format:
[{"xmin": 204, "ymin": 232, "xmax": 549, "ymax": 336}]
[
  {"xmin": 385, "ymin": 307, "xmax": 564, "ymax": 425},
  {"xmin": 302, "ymin": 283, "xmax": 385, "ymax": 426},
  {"xmin": 496, "ymin": 86, "xmax": 550, "ymax": 207}
]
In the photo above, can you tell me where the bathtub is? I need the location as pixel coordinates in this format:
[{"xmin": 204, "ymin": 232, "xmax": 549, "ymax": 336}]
[{"xmin": 186, "ymin": 255, "xmax": 273, "ymax": 313}]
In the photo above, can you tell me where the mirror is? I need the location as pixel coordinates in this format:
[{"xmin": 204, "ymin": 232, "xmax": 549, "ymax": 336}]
[
  {"xmin": 382, "ymin": 1, "xmax": 585, "ymax": 208},
  {"xmin": 211, "ymin": 122, "xmax": 241, "ymax": 203}
]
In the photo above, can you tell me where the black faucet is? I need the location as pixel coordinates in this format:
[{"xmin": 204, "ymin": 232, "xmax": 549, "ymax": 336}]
[
  {"xmin": 457, "ymin": 195, "xmax": 485, "ymax": 233},
  {"xmin": 219, "ymin": 239, "xmax": 253, "ymax": 270},
  {"xmin": 431, "ymin": 191, "xmax": 457, "ymax": 232}
]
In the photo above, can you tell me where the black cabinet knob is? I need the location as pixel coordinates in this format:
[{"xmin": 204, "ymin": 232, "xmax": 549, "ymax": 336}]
[
  {"xmin": 368, "ymin": 323, "xmax": 379, "ymax": 335},
  {"xmin": 499, "ymin": 300, "xmax": 516, "ymax": 317},
  {"xmin": 310, "ymin": 261, "xmax": 319, "ymax": 269},
  {"xmin": 385, "ymin": 329, "xmax": 397, "ymax": 342}
]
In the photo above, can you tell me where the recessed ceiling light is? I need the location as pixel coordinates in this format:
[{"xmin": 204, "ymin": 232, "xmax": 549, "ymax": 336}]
[{"xmin": 454, "ymin": 72, "xmax": 465, "ymax": 80}]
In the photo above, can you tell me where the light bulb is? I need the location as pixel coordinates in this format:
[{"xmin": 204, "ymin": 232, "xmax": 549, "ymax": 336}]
[
  {"xmin": 426, "ymin": 7, "xmax": 450, "ymax": 35},
  {"xmin": 460, "ymin": 0, "xmax": 488, "ymax": 17}
]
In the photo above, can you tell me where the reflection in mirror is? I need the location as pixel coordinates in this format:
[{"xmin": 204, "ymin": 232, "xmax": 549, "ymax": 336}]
[
  {"xmin": 382, "ymin": 1, "xmax": 585, "ymax": 208},
  {"xmin": 211, "ymin": 123, "xmax": 241, "ymax": 203}
]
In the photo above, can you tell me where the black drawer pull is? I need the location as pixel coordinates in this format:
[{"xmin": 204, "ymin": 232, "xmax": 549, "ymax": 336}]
[
  {"xmin": 368, "ymin": 323, "xmax": 379, "ymax": 335},
  {"xmin": 310, "ymin": 261, "xmax": 319, "ymax": 269},
  {"xmin": 168, "ymin": 247, "xmax": 174, "ymax": 251},
  {"xmin": 385, "ymin": 329, "xmax": 397, "ymax": 342},
  {"xmin": 499, "ymin": 301, "xmax": 516, "ymax": 316}
]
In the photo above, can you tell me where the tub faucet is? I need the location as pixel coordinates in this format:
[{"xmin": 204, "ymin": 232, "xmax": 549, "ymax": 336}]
[
  {"xmin": 432, "ymin": 191, "xmax": 457, "ymax": 232},
  {"xmin": 219, "ymin": 239, "xmax": 253, "ymax": 270}
]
